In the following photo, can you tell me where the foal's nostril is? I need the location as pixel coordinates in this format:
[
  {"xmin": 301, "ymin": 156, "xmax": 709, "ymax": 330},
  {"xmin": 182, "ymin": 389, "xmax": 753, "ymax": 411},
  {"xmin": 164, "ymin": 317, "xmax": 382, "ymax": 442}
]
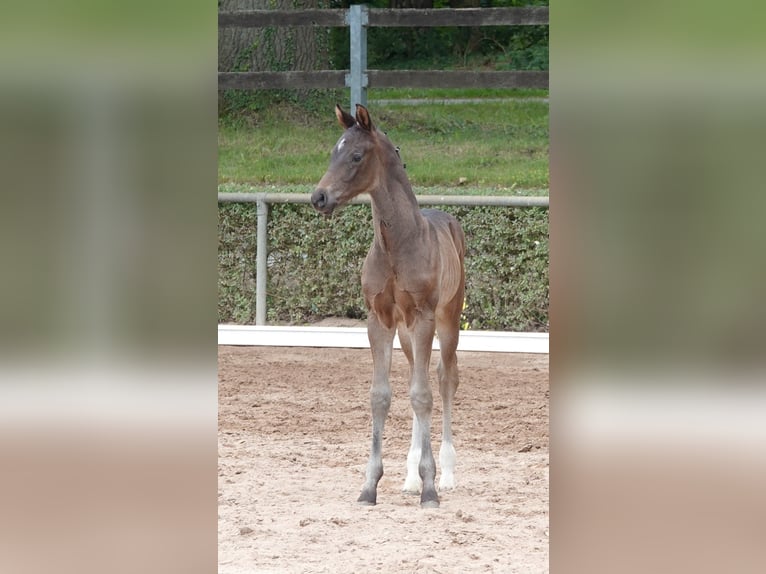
[{"xmin": 311, "ymin": 189, "xmax": 327, "ymax": 209}]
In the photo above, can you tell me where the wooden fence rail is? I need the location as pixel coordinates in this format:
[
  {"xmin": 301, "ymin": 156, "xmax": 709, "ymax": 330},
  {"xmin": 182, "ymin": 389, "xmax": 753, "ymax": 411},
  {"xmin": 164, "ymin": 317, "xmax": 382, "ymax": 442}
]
[
  {"xmin": 218, "ymin": 5, "xmax": 548, "ymax": 107},
  {"xmin": 218, "ymin": 7, "xmax": 548, "ymax": 28}
]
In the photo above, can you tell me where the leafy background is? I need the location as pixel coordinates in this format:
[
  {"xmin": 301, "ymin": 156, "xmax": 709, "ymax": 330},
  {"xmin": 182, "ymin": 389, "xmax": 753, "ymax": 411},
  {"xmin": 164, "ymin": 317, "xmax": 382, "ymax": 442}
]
[{"xmin": 219, "ymin": 202, "xmax": 548, "ymax": 331}]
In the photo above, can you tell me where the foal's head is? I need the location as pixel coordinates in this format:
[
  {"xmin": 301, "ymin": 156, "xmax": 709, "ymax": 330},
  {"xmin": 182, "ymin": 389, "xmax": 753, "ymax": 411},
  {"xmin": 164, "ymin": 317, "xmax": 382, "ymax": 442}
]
[{"xmin": 311, "ymin": 104, "xmax": 393, "ymax": 216}]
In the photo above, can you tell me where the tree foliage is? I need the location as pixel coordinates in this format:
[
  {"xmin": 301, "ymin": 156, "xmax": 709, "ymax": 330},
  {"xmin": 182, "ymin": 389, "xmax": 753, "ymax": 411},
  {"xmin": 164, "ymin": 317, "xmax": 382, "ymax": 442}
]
[{"xmin": 328, "ymin": 0, "xmax": 548, "ymax": 73}]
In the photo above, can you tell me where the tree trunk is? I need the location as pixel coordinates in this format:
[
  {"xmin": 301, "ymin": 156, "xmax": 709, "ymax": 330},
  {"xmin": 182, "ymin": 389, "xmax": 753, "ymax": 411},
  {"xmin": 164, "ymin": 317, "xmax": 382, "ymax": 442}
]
[{"xmin": 218, "ymin": 0, "xmax": 329, "ymax": 73}]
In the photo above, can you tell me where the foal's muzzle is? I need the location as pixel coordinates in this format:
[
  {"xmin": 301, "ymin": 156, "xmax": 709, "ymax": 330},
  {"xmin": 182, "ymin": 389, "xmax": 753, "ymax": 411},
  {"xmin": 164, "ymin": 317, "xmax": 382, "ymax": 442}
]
[{"xmin": 311, "ymin": 188, "xmax": 336, "ymax": 216}]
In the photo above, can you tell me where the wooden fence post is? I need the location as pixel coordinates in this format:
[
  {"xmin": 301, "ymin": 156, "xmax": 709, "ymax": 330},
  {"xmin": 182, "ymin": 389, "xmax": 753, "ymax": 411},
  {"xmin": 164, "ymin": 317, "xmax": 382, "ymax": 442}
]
[{"xmin": 346, "ymin": 4, "xmax": 368, "ymax": 111}]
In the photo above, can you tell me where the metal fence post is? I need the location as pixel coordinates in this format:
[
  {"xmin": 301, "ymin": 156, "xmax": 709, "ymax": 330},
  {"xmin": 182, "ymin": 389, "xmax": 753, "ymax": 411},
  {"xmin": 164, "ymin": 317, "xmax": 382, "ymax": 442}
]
[
  {"xmin": 346, "ymin": 4, "xmax": 368, "ymax": 111},
  {"xmin": 255, "ymin": 199, "xmax": 269, "ymax": 325}
]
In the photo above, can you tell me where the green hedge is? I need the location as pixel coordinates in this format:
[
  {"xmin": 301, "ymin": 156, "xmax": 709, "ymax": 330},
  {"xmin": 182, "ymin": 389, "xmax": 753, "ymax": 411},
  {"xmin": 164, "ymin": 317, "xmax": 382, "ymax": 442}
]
[{"xmin": 218, "ymin": 202, "xmax": 548, "ymax": 332}]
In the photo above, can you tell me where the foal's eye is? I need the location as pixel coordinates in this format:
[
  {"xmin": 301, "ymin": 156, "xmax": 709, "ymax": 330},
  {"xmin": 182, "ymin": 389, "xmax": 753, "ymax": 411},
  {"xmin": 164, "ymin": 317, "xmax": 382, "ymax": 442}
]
[{"xmin": 351, "ymin": 152, "xmax": 362, "ymax": 163}]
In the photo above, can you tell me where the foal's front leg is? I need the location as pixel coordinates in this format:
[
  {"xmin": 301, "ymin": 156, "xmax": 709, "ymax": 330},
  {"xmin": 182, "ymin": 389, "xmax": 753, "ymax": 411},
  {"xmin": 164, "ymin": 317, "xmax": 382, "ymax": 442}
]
[{"xmin": 357, "ymin": 312, "xmax": 394, "ymax": 506}]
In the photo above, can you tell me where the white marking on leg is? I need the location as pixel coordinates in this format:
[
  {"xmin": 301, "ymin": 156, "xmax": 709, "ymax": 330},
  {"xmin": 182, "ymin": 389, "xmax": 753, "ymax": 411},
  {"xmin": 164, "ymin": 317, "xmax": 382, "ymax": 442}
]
[
  {"xmin": 438, "ymin": 440, "xmax": 457, "ymax": 490},
  {"xmin": 402, "ymin": 413, "xmax": 422, "ymax": 493}
]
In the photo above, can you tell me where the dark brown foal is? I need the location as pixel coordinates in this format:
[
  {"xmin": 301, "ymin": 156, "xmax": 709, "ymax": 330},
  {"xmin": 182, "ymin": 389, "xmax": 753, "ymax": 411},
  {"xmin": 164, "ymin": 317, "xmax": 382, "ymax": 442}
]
[{"xmin": 311, "ymin": 105, "xmax": 465, "ymax": 508}]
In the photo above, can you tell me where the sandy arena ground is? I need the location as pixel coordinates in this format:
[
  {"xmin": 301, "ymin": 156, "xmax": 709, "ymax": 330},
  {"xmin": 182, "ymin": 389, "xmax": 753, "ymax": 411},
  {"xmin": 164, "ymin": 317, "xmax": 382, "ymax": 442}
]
[{"xmin": 218, "ymin": 345, "xmax": 549, "ymax": 573}]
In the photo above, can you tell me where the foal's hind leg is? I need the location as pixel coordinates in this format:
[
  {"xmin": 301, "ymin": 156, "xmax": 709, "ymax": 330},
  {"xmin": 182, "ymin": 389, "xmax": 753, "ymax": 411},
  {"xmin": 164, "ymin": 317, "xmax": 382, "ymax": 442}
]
[
  {"xmin": 408, "ymin": 315, "xmax": 439, "ymax": 507},
  {"xmin": 436, "ymin": 309, "xmax": 461, "ymax": 491},
  {"xmin": 398, "ymin": 327, "xmax": 424, "ymax": 495}
]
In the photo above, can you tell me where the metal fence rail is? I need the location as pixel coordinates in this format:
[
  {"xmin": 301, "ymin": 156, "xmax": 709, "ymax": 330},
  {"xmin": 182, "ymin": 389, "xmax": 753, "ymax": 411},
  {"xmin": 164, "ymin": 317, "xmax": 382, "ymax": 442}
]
[
  {"xmin": 218, "ymin": 192, "xmax": 549, "ymax": 207},
  {"xmin": 218, "ymin": 192, "xmax": 549, "ymax": 326}
]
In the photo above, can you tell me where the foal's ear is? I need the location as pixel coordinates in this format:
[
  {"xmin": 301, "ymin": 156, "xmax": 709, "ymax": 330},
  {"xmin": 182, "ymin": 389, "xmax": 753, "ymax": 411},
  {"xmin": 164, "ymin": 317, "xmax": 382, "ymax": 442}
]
[
  {"xmin": 355, "ymin": 104, "xmax": 375, "ymax": 132},
  {"xmin": 335, "ymin": 104, "xmax": 356, "ymax": 130}
]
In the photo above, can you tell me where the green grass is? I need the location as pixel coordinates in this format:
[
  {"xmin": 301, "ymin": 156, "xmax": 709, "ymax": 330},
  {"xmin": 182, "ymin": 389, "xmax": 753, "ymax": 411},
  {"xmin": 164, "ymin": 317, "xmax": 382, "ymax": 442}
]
[
  {"xmin": 218, "ymin": 94, "xmax": 549, "ymax": 194},
  {"xmin": 368, "ymin": 87, "xmax": 549, "ymax": 100}
]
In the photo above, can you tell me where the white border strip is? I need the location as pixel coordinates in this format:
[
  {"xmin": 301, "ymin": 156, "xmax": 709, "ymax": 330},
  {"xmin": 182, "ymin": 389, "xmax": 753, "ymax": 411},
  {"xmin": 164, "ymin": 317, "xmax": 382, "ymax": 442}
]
[{"xmin": 218, "ymin": 325, "xmax": 548, "ymax": 354}]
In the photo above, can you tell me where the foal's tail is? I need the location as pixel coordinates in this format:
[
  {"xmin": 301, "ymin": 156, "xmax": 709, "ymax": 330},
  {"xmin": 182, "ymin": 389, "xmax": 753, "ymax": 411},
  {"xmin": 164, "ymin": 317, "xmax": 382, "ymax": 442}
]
[
  {"xmin": 449, "ymin": 216, "xmax": 466, "ymax": 263},
  {"xmin": 448, "ymin": 216, "xmax": 466, "ymax": 303},
  {"xmin": 439, "ymin": 216, "xmax": 466, "ymax": 308}
]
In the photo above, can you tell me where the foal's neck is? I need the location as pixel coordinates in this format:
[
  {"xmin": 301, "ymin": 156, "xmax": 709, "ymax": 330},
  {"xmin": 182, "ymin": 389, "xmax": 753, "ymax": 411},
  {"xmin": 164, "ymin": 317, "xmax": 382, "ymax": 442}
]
[{"xmin": 369, "ymin": 158, "xmax": 424, "ymax": 253}]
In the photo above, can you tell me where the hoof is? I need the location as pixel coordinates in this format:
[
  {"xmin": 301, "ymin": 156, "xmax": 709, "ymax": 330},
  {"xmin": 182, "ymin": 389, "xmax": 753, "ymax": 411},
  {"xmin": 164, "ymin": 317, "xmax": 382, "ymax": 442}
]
[
  {"xmin": 357, "ymin": 491, "xmax": 377, "ymax": 506},
  {"xmin": 402, "ymin": 479, "xmax": 423, "ymax": 494},
  {"xmin": 420, "ymin": 488, "xmax": 439, "ymax": 508},
  {"xmin": 438, "ymin": 475, "xmax": 456, "ymax": 491},
  {"xmin": 402, "ymin": 477, "xmax": 422, "ymax": 495}
]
